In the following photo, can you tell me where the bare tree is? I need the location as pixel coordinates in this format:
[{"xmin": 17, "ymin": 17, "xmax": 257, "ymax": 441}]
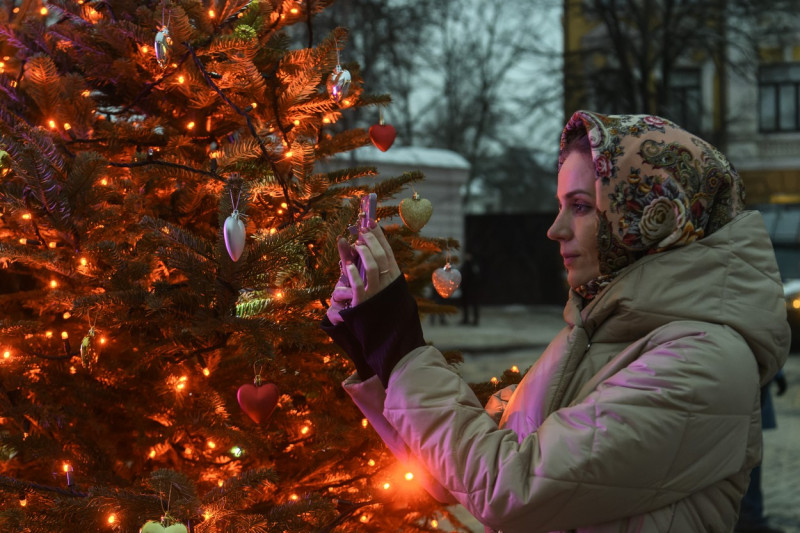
[
  {"xmin": 566, "ymin": 0, "xmax": 800, "ymax": 146},
  {"xmin": 415, "ymin": 0, "xmax": 563, "ymax": 207}
]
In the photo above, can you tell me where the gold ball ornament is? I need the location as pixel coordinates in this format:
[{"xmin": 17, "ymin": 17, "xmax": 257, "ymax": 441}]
[
  {"xmin": 0, "ymin": 150, "xmax": 9, "ymax": 168},
  {"xmin": 432, "ymin": 262, "xmax": 462, "ymax": 299},
  {"xmin": 399, "ymin": 192, "xmax": 433, "ymax": 232}
]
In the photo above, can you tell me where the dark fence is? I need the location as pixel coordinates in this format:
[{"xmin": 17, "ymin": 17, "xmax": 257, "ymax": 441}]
[{"xmin": 464, "ymin": 213, "xmax": 568, "ymax": 306}]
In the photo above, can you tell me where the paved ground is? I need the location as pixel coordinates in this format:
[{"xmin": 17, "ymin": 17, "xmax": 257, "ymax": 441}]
[{"xmin": 421, "ymin": 305, "xmax": 800, "ymax": 533}]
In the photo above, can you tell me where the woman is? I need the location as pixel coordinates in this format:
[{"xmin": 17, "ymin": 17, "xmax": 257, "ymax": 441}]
[{"xmin": 322, "ymin": 111, "xmax": 789, "ymax": 532}]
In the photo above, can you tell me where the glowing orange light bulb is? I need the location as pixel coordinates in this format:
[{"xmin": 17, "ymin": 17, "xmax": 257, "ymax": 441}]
[
  {"xmin": 269, "ymin": 228, "xmax": 277, "ymax": 235},
  {"xmin": 80, "ymin": 257, "xmax": 88, "ymax": 266},
  {"xmin": 490, "ymin": 376, "xmax": 499, "ymax": 385},
  {"xmin": 207, "ymin": 440, "xmax": 216, "ymax": 449},
  {"xmin": 300, "ymin": 425, "xmax": 309, "ymax": 435},
  {"xmin": 61, "ymin": 331, "xmax": 69, "ymax": 340},
  {"xmin": 285, "ymin": 151, "xmax": 293, "ymax": 158},
  {"xmin": 63, "ymin": 463, "xmax": 72, "ymax": 472},
  {"xmin": 63, "ymin": 123, "xmax": 71, "ymax": 130},
  {"xmin": 3, "ymin": 350, "xmax": 10, "ymax": 360},
  {"xmin": 511, "ymin": 365, "xmax": 519, "ymax": 373},
  {"xmin": 19, "ymin": 496, "xmax": 27, "ymax": 507},
  {"xmin": 81, "ymin": 89, "xmax": 91, "ymax": 97},
  {"xmin": 361, "ymin": 418, "xmax": 368, "ymax": 428},
  {"xmin": 431, "ymin": 519, "xmax": 439, "ymax": 528},
  {"xmin": 48, "ymin": 241, "xmax": 56, "ymax": 248},
  {"xmin": 405, "ymin": 472, "xmax": 414, "ymax": 481},
  {"xmin": 280, "ymin": 202, "xmax": 288, "ymax": 208},
  {"xmin": 100, "ymin": 178, "xmax": 108, "ymax": 185},
  {"xmin": 367, "ymin": 459, "xmax": 375, "ymax": 466},
  {"xmin": 48, "ymin": 119, "xmax": 56, "ymax": 129},
  {"xmin": 293, "ymin": 119, "xmax": 300, "ymax": 126},
  {"xmin": 290, "ymin": 8, "xmax": 299, "ymax": 14},
  {"xmin": 203, "ymin": 367, "xmax": 210, "ymax": 377},
  {"xmin": 322, "ymin": 117, "xmax": 330, "ymax": 124},
  {"xmin": 40, "ymin": 7, "xmax": 48, "ymax": 15},
  {"xmin": 46, "ymin": 331, "xmax": 53, "ymax": 338},
  {"xmin": 22, "ymin": 213, "xmax": 31, "ymax": 220},
  {"xmin": 107, "ymin": 513, "xmax": 116, "ymax": 524},
  {"xmin": 19, "ymin": 238, "xmax": 27, "ymax": 245},
  {"xmin": 290, "ymin": 493, "xmax": 299, "ymax": 501},
  {"xmin": 208, "ymin": 9, "xmax": 215, "ymax": 18},
  {"xmin": 50, "ymin": 280, "xmax": 58, "ymax": 289},
  {"xmin": 178, "ymin": 75, "xmax": 185, "ymax": 84},
  {"xmin": 63, "ymin": 312, "xmax": 71, "ymax": 319},
  {"xmin": 187, "ymin": 121, "xmax": 195, "ymax": 130},
  {"xmin": 382, "ymin": 482, "xmax": 391, "ymax": 490},
  {"xmin": 149, "ymin": 449, "xmax": 156, "ymax": 459},
  {"xmin": 70, "ymin": 366, "xmax": 76, "ymax": 374},
  {"xmin": 218, "ymin": 480, "xmax": 224, "ymax": 487},
  {"xmin": 360, "ymin": 515, "xmax": 368, "ymax": 523}
]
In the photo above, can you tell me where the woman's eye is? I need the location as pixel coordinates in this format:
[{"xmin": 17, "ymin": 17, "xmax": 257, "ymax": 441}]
[{"xmin": 573, "ymin": 202, "xmax": 592, "ymax": 214}]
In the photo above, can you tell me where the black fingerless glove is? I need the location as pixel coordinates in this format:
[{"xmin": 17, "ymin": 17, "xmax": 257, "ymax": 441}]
[
  {"xmin": 321, "ymin": 315, "xmax": 376, "ymax": 380},
  {"xmin": 339, "ymin": 275, "xmax": 425, "ymax": 387}
]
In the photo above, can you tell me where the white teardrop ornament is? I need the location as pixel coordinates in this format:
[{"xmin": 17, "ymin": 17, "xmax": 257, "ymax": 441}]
[{"xmin": 224, "ymin": 210, "xmax": 246, "ymax": 262}]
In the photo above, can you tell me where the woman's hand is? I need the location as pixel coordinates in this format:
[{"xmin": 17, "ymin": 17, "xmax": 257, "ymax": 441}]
[
  {"xmin": 326, "ymin": 279, "xmax": 353, "ymax": 326},
  {"xmin": 342, "ymin": 224, "xmax": 402, "ymax": 307}
]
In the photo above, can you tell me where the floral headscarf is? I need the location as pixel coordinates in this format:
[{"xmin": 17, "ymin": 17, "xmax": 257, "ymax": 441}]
[{"xmin": 558, "ymin": 111, "xmax": 746, "ymax": 300}]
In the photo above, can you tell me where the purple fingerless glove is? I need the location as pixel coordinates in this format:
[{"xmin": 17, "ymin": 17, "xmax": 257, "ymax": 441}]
[
  {"xmin": 339, "ymin": 275, "xmax": 425, "ymax": 388},
  {"xmin": 321, "ymin": 316, "xmax": 376, "ymax": 380}
]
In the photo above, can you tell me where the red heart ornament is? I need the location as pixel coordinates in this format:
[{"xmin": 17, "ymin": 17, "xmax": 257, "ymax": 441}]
[
  {"xmin": 237, "ymin": 382, "xmax": 279, "ymax": 425},
  {"xmin": 369, "ymin": 123, "xmax": 397, "ymax": 152}
]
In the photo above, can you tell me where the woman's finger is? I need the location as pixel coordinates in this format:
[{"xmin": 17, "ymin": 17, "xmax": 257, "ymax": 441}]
[
  {"xmin": 346, "ymin": 263, "xmax": 367, "ymax": 305},
  {"xmin": 368, "ymin": 224, "xmax": 400, "ymax": 274},
  {"xmin": 353, "ymin": 242, "xmax": 380, "ymax": 295}
]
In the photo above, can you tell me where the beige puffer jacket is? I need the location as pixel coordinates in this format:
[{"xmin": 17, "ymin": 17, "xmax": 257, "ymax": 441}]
[{"xmin": 344, "ymin": 211, "xmax": 789, "ymax": 533}]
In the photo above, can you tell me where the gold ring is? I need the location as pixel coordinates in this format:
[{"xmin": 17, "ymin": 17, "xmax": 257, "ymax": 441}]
[{"xmin": 380, "ymin": 269, "xmax": 390, "ymax": 275}]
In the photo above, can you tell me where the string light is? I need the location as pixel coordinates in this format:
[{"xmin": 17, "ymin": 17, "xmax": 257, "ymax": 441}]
[
  {"xmin": 177, "ymin": 75, "xmax": 185, "ymax": 84},
  {"xmin": 100, "ymin": 178, "xmax": 108, "ymax": 185},
  {"xmin": 290, "ymin": 7, "xmax": 299, "ymax": 14},
  {"xmin": 81, "ymin": 89, "xmax": 91, "ymax": 97},
  {"xmin": 203, "ymin": 510, "xmax": 213, "ymax": 520},
  {"xmin": 48, "ymin": 241, "xmax": 57, "ymax": 248},
  {"xmin": 361, "ymin": 419, "xmax": 368, "ymax": 428},
  {"xmin": 176, "ymin": 375, "xmax": 188, "ymax": 391},
  {"xmin": 186, "ymin": 121, "xmax": 195, "ymax": 130},
  {"xmin": 63, "ymin": 312, "xmax": 71, "ymax": 319},
  {"xmin": 141, "ymin": 45, "xmax": 149, "ymax": 54},
  {"xmin": 511, "ymin": 365, "xmax": 519, "ymax": 373},
  {"xmin": 217, "ymin": 480, "xmax": 224, "ymax": 487},
  {"xmin": 289, "ymin": 494, "xmax": 299, "ymax": 501},
  {"xmin": 19, "ymin": 494, "xmax": 27, "ymax": 507},
  {"xmin": 208, "ymin": 9, "xmax": 215, "ymax": 18},
  {"xmin": 48, "ymin": 119, "xmax": 56, "ymax": 128},
  {"xmin": 40, "ymin": 7, "xmax": 48, "ymax": 15},
  {"xmin": 359, "ymin": 515, "xmax": 368, "ymax": 523},
  {"xmin": 61, "ymin": 331, "xmax": 69, "ymax": 340},
  {"xmin": 80, "ymin": 257, "xmax": 88, "ymax": 266},
  {"xmin": 46, "ymin": 331, "xmax": 53, "ymax": 338},
  {"xmin": 202, "ymin": 367, "xmax": 210, "ymax": 377},
  {"xmin": 19, "ymin": 238, "xmax": 26, "ymax": 245},
  {"xmin": 63, "ymin": 123, "xmax": 71, "ymax": 130},
  {"xmin": 22, "ymin": 213, "xmax": 31, "ymax": 220},
  {"xmin": 107, "ymin": 514, "xmax": 116, "ymax": 524},
  {"xmin": 405, "ymin": 472, "xmax": 414, "ymax": 481},
  {"xmin": 70, "ymin": 366, "xmax": 77, "ymax": 374},
  {"xmin": 207, "ymin": 440, "xmax": 216, "ymax": 449},
  {"xmin": 293, "ymin": 119, "xmax": 300, "ymax": 126},
  {"xmin": 3, "ymin": 350, "xmax": 10, "ymax": 360},
  {"xmin": 300, "ymin": 424, "xmax": 310, "ymax": 435},
  {"xmin": 382, "ymin": 482, "xmax": 391, "ymax": 490},
  {"xmin": 367, "ymin": 459, "xmax": 375, "ymax": 466},
  {"xmin": 230, "ymin": 446, "xmax": 243, "ymax": 457},
  {"xmin": 149, "ymin": 449, "xmax": 156, "ymax": 459},
  {"xmin": 431, "ymin": 519, "xmax": 439, "ymax": 528},
  {"xmin": 490, "ymin": 377, "xmax": 499, "ymax": 385},
  {"xmin": 50, "ymin": 279, "xmax": 58, "ymax": 288}
]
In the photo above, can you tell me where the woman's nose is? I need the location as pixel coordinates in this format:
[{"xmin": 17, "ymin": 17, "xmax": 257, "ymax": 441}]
[{"xmin": 547, "ymin": 212, "xmax": 570, "ymax": 241}]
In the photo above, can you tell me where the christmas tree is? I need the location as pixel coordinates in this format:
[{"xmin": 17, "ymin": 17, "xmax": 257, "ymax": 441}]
[{"xmin": 0, "ymin": 1, "xmax": 466, "ymax": 531}]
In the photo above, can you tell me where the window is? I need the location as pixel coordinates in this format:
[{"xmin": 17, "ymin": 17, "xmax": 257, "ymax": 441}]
[
  {"xmin": 759, "ymin": 62, "xmax": 800, "ymax": 133},
  {"xmin": 666, "ymin": 68, "xmax": 702, "ymax": 135}
]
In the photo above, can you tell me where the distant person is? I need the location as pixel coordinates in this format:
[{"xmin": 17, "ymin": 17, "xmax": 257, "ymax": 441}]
[
  {"xmin": 459, "ymin": 252, "xmax": 481, "ymax": 326},
  {"xmin": 323, "ymin": 111, "xmax": 789, "ymax": 531},
  {"xmin": 736, "ymin": 369, "xmax": 788, "ymax": 533}
]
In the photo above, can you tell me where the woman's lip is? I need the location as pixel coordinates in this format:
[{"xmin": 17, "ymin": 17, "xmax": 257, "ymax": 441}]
[{"xmin": 562, "ymin": 255, "xmax": 578, "ymax": 266}]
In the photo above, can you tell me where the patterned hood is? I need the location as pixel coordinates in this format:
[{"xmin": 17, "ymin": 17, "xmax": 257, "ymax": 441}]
[{"xmin": 559, "ymin": 111, "xmax": 746, "ymax": 298}]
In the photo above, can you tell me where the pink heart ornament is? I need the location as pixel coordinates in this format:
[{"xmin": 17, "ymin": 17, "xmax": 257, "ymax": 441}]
[
  {"xmin": 432, "ymin": 264, "xmax": 461, "ymax": 298},
  {"xmin": 224, "ymin": 211, "xmax": 246, "ymax": 262},
  {"xmin": 237, "ymin": 382, "xmax": 279, "ymax": 425}
]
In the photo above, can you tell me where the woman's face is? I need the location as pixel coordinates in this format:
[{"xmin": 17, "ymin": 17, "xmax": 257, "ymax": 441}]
[{"xmin": 547, "ymin": 149, "xmax": 601, "ymax": 289}]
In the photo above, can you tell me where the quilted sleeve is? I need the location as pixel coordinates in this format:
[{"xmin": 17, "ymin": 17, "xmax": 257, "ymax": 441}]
[{"xmin": 381, "ymin": 322, "xmax": 760, "ymax": 532}]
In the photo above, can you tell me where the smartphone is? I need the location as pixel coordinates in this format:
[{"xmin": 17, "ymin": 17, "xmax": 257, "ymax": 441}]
[{"xmin": 339, "ymin": 193, "xmax": 377, "ymax": 287}]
